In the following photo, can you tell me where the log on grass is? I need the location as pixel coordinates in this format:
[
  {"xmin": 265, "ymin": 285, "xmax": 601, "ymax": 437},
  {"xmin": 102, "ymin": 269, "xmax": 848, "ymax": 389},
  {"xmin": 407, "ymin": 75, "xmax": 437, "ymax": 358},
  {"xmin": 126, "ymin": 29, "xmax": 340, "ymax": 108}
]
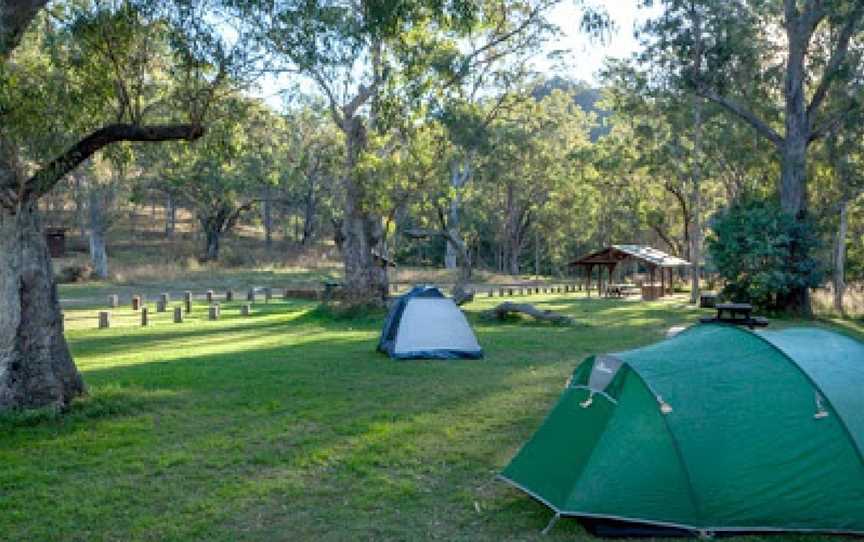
[
  {"xmin": 486, "ymin": 302, "xmax": 574, "ymax": 325},
  {"xmin": 452, "ymin": 285, "xmax": 474, "ymax": 306}
]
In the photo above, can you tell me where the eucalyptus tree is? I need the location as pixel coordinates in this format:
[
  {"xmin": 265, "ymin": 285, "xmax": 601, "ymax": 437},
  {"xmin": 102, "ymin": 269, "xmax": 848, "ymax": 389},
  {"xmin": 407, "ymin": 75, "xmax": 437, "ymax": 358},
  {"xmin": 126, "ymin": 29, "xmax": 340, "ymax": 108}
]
[
  {"xmin": 278, "ymin": 104, "xmax": 343, "ymax": 246},
  {"xmin": 231, "ymin": 0, "xmax": 611, "ymax": 303},
  {"xmin": 0, "ymin": 1, "xmax": 240, "ymax": 410},
  {"xmin": 477, "ymin": 88, "xmax": 593, "ymax": 274},
  {"xmin": 224, "ymin": 0, "xmax": 469, "ymax": 302},
  {"xmin": 81, "ymin": 150, "xmax": 137, "ymax": 279},
  {"xmin": 431, "ymin": 0, "xmax": 565, "ymax": 270},
  {"xmin": 641, "ymin": 0, "xmax": 864, "ymax": 312},
  {"xmin": 822, "ymin": 121, "xmax": 864, "ymax": 313},
  {"xmin": 159, "ymin": 97, "xmax": 278, "ymax": 261}
]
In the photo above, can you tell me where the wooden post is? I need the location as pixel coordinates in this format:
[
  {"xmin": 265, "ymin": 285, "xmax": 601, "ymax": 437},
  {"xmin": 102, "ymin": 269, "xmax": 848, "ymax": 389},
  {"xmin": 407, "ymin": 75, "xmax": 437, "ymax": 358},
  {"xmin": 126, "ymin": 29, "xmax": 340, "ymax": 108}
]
[
  {"xmin": 108, "ymin": 294, "xmax": 119, "ymax": 308},
  {"xmin": 508, "ymin": 288, "xmax": 513, "ymax": 296},
  {"xmin": 140, "ymin": 307, "xmax": 149, "ymax": 327},
  {"xmin": 206, "ymin": 290, "xmax": 214, "ymax": 303},
  {"xmin": 98, "ymin": 311, "xmax": 110, "ymax": 329},
  {"xmin": 226, "ymin": 289, "xmax": 234, "ymax": 302},
  {"xmin": 649, "ymin": 266, "xmax": 656, "ymax": 299},
  {"xmin": 173, "ymin": 306, "xmax": 183, "ymax": 323},
  {"xmin": 660, "ymin": 267, "xmax": 666, "ymax": 298},
  {"xmin": 156, "ymin": 299, "xmax": 166, "ymax": 313},
  {"xmin": 241, "ymin": 304, "xmax": 252, "ymax": 316},
  {"xmin": 264, "ymin": 287, "xmax": 272, "ymax": 303},
  {"xmin": 184, "ymin": 291, "xmax": 193, "ymax": 313},
  {"xmin": 209, "ymin": 304, "xmax": 220, "ymax": 321},
  {"xmin": 488, "ymin": 289, "xmax": 493, "ymax": 297},
  {"xmin": 587, "ymin": 265, "xmax": 592, "ymax": 297},
  {"xmin": 132, "ymin": 295, "xmax": 141, "ymax": 311},
  {"xmin": 247, "ymin": 288, "xmax": 256, "ymax": 303},
  {"xmin": 160, "ymin": 292, "xmax": 170, "ymax": 306}
]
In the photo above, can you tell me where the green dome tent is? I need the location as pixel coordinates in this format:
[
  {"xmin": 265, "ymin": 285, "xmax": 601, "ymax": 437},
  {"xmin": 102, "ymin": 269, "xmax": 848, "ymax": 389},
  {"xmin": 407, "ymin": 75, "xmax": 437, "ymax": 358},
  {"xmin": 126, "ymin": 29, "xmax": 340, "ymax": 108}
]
[{"xmin": 500, "ymin": 325, "xmax": 864, "ymax": 537}]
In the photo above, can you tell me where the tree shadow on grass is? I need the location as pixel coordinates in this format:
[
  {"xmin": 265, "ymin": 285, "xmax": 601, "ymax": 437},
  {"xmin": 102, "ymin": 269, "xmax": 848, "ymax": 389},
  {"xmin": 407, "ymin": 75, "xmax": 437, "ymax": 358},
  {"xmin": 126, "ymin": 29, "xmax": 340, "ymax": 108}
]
[
  {"xmin": 1, "ymin": 302, "xmax": 733, "ymax": 541},
  {"xmin": 66, "ymin": 306, "xmax": 343, "ymax": 358}
]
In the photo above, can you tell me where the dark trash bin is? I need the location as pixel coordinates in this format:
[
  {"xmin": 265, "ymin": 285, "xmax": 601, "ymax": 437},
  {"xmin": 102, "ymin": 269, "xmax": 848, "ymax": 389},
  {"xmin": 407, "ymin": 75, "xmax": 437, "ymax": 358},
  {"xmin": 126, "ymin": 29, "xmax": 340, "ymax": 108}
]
[{"xmin": 46, "ymin": 228, "xmax": 67, "ymax": 258}]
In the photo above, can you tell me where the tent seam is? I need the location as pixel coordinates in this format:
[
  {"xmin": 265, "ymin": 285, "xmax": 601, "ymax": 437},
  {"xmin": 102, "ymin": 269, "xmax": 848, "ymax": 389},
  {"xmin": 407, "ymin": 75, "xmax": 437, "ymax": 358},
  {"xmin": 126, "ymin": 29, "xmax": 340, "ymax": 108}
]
[
  {"xmin": 626, "ymin": 368, "xmax": 704, "ymax": 528},
  {"xmin": 733, "ymin": 325, "xmax": 864, "ymax": 472},
  {"xmin": 655, "ymin": 324, "xmax": 864, "ymax": 472}
]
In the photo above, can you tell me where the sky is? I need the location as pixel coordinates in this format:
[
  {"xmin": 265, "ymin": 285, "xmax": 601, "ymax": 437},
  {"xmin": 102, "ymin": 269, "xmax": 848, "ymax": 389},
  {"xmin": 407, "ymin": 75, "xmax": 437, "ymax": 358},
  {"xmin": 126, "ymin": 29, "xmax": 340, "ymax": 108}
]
[{"xmin": 542, "ymin": 0, "xmax": 662, "ymax": 83}]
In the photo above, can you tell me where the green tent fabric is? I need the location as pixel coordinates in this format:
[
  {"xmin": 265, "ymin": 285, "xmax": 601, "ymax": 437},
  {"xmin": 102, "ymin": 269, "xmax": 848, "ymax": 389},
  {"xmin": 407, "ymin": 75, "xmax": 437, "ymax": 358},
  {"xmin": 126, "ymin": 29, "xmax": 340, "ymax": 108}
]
[{"xmin": 500, "ymin": 324, "xmax": 864, "ymax": 536}]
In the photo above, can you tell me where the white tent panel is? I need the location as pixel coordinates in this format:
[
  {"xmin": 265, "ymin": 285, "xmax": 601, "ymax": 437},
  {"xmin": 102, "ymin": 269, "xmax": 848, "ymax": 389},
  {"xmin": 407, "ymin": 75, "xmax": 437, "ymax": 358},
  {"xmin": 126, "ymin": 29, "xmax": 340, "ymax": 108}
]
[{"xmin": 394, "ymin": 298, "xmax": 482, "ymax": 356}]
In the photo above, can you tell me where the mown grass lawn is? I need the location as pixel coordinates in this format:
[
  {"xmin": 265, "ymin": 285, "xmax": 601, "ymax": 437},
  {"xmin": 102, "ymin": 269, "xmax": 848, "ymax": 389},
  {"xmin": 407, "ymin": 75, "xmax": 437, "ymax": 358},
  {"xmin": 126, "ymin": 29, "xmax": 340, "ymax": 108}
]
[{"xmin": 1, "ymin": 293, "xmax": 861, "ymax": 541}]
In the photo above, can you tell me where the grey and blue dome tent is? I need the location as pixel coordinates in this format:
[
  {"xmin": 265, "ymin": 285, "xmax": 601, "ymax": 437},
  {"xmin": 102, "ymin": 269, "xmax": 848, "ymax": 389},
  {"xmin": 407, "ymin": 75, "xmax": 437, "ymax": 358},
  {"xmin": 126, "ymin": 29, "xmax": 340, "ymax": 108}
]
[
  {"xmin": 378, "ymin": 285, "xmax": 482, "ymax": 360},
  {"xmin": 500, "ymin": 324, "xmax": 864, "ymax": 537}
]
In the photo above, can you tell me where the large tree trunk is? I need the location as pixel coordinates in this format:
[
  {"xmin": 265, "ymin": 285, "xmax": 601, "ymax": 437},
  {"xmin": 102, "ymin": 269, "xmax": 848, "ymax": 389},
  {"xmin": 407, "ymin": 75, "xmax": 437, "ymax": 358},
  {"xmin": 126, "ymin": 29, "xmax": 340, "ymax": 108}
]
[
  {"xmin": 0, "ymin": 200, "xmax": 85, "ymax": 410},
  {"xmin": 834, "ymin": 199, "xmax": 849, "ymax": 314},
  {"xmin": 508, "ymin": 236, "xmax": 521, "ymax": 276},
  {"xmin": 206, "ymin": 230, "xmax": 220, "ymax": 261},
  {"xmin": 445, "ymin": 160, "xmax": 470, "ymax": 270},
  {"xmin": 445, "ymin": 193, "xmax": 460, "ymax": 269},
  {"xmin": 201, "ymin": 220, "xmax": 221, "ymax": 261},
  {"xmin": 88, "ymin": 187, "xmax": 109, "ymax": 279},
  {"xmin": 341, "ymin": 208, "xmax": 387, "ymax": 303},
  {"xmin": 781, "ymin": 28, "xmax": 809, "ymax": 218},
  {"xmin": 339, "ymin": 118, "xmax": 387, "ymax": 304},
  {"xmin": 779, "ymin": 30, "xmax": 812, "ymax": 315}
]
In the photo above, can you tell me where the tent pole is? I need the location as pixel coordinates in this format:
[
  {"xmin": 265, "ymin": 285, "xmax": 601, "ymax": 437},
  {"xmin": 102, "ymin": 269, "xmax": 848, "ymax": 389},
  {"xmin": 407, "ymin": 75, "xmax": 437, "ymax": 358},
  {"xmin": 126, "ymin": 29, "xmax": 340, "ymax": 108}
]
[{"xmin": 541, "ymin": 512, "xmax": 561, "ymax": 535}]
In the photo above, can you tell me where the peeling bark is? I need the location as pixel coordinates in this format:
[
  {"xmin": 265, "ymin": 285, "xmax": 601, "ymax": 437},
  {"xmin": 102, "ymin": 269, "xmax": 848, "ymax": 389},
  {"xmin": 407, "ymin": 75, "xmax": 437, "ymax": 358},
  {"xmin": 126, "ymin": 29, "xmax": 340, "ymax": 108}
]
[
  {"xmin": 339, "ymin": 117, "xmax": 387, "ymax": 304},
  {"xmin": 0, "ymin": 200, "xmax": 85, "ymax": 410}
]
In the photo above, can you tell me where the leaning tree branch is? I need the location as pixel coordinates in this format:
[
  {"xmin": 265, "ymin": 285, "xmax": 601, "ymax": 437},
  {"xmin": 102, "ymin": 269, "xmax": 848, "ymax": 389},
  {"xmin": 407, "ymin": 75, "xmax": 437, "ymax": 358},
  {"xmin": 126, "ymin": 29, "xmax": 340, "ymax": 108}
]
[
  {"xmin": 24, "ymin": 123, "xmax": 204, "ymax": 201},
  {"xmin": 696, "ymin": 87, "xmax": 785, "ymax": 148}
]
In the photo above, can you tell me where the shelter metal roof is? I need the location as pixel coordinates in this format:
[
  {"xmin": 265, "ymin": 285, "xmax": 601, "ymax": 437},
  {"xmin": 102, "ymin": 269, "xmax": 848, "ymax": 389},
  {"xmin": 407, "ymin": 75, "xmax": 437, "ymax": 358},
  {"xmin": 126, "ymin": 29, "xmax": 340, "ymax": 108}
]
[{"xmin": 569, "ymin": 244, "xmax": 691, "ymax": 268}]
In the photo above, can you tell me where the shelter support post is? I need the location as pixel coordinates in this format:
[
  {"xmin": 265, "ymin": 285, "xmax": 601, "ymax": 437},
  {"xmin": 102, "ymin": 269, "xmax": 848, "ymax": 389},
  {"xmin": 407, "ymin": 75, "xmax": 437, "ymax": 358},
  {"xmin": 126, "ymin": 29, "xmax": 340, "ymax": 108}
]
[{"xmin": 661, "ymin": 267, "xmax": 666, "ymax": 298}]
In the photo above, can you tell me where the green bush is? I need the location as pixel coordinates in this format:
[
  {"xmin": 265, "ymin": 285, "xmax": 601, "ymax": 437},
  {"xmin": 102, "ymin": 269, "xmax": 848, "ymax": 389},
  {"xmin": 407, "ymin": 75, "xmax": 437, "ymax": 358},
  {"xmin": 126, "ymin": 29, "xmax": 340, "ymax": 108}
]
[{"xmin": 706, "ymin": 198, "xmax": 823, "ymax": 311}]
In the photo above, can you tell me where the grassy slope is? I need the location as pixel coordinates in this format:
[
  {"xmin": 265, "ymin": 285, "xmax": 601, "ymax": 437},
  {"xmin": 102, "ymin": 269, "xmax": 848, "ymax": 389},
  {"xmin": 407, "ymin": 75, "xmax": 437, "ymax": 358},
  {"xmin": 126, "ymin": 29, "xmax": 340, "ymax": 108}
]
[{"xmin": 1, "ymin": 292, "xmax": 861, "ymax": 541}]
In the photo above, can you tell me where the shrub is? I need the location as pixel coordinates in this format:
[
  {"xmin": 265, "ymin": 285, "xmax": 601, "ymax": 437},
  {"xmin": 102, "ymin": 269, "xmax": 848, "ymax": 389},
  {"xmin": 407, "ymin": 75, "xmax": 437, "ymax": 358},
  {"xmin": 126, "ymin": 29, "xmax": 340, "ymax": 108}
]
[
  {"xmin": 56, "ymin": 263, "xmax": 94, "ymax": 284},
  {"xmin": 706, "ymin": 198, "xmax": 823, "ymax": 311}
]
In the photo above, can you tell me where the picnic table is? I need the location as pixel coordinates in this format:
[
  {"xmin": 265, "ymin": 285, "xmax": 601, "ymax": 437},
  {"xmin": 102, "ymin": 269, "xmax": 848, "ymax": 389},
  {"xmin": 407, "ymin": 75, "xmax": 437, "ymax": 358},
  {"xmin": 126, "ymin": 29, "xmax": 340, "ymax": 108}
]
[
  {"xmin": 605, "ymin": 284, "xmax": 639, "ymax": 298},
  {"xmin": 699, "ymin": 292, "xmax": 718, "ymax": 308},
  {"xmin": 700, "ymin": 302, "xmax": 768, "ymax": 328}
]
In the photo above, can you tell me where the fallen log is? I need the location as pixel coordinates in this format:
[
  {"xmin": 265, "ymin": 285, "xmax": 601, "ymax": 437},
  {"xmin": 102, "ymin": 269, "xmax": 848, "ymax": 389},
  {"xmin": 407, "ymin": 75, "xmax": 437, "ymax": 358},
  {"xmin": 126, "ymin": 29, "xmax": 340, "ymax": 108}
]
[
  {"xmin": 485, "ymin": 302, "xmax": 574, "ymax": 325},
  {"xmin": 453, "ymin": 284, "xmax": 475, "ymax": 306}
]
